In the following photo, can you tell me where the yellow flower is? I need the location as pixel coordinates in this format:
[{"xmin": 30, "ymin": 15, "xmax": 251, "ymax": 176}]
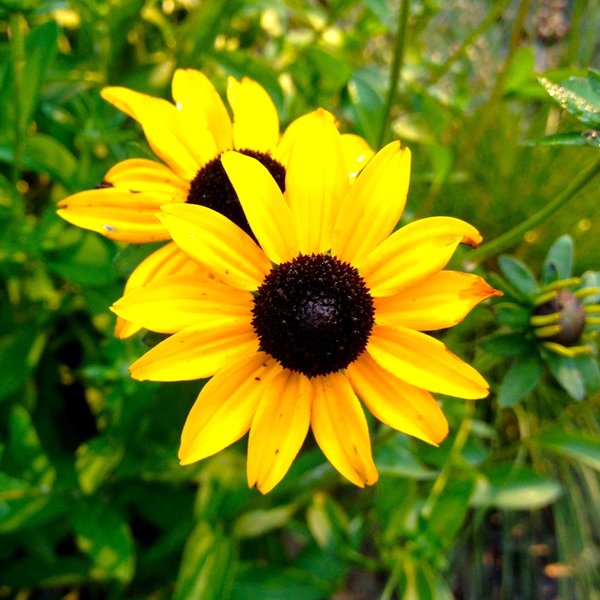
[
  {"xmin": 57, "ymin": 70, "xmax": 373, "ymax": 338},
  {"xmin": 112, "ymin": 110, "xmax": 499, "ymax": 493}
]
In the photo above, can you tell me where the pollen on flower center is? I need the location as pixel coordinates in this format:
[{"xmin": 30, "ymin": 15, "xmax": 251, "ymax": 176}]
[
  {"xmin": 251, "ymin": 254, "xmax": 375, "ymax": 377},
  {"xmin": 187, "ymin": 149, "xmax": 286, "ymax": 239}
]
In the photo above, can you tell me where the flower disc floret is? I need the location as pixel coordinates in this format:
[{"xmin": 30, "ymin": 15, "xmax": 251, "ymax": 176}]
[
  {"xmin": 187, "ymin": 149, "xmax": 286, "ymax": 238},
  {"xmin": 252, "ymin": 254, "xmax": 375, "ymax": 377}
]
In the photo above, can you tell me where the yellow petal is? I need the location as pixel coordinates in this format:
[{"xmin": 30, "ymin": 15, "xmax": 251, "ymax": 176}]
[
  {"xmin": 286, "ymin": 109, "xmax": 349, "ymax": 254},
  {"xmin": 112, "ymin": 275, "xmax": 252, "ymax": 334},
  {"xmin": 346, "ymin": 353, "xmax": 448, "ymax": 445},
  {"xmin": 129, "ymin": 319, "xmax": 258, "ymax": 381},
  {"xmin": 57, "ymin": 188, "xmax": 172, "ymax": 243},
  {"xmin": 339, "ymin": 133, "xmax": 375, "ymax": 179},
  {"xmin": 367, "ymin": 325, "xmax": 489, "ymax": 399},
  {"xmin": 360, "ymin": 216, "xmax": 483, "ymax": 297},
  {"xmin": 273, "ymin": 112, "xmax": 313, "ymax": 165},
  {"xmin": 311, "ymin": 372, "xmax": 378, "ymax": 487},
  {"xmin": 221, "ymin": 151, "xmax": 298, "ymax": 264},
  {"xmin": 179, "ymin": 352, "xmax": 282, "ymax": 464},
  {"xmin": 227, "ymin": 76, "xmax": 279, "ymax": 152},
  {"xmin": 332, "ymin": 142, "xmax": 411, "ymax": 265},
  {"xmin": 105, "ymin": 158, "xmax": 189, "ymax": 194},
  {"xmin": 247, "ymin": 370, "xmax": 312, "ymax": 494},
  {"xmin": 375, "ymin": 270, "xmax": 501, "ymax": 331},
  {"xmin": 160, "ymin": 203, "xmax": 271, "ymax": 291},
  {"xmin": 101, "ymin": 86, "xmax": 199, "ymax": 180},
  {"xmin": 171, "ymin": 69, "xmax": 232, "ymax": 153}
]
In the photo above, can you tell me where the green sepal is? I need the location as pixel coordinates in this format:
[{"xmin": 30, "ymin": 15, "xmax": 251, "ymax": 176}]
[
  {"xmin": 498, "ymin": 255, "xmax": 539, "ymax": 297},
  {"xmin": 542, "ymin": 234, "xmax": 573, "ymax": 284},
  {"xmin": 497, "ymin": 353, "xmax": 543, "ymax": 407}
]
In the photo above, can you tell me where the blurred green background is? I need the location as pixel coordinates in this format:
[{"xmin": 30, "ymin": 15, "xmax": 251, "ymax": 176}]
[{"xmin": 0, "ymin": 0, "xmax": 599, "ymax": 598}]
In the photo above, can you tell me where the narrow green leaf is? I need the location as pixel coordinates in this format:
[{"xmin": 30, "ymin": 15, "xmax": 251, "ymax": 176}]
[
  {"xmin": 481, "ymin": 332, "xmax": 532, "ymax": 357},
  {"xmin": 173, "ymin": 521, "xmax": 236, "ymax": 600},
  {"xmin": 233, "ymin": 504, "xmax": 297, "ymax": 539},
  {"xmin": 530, "ymin": 131, "xmax": 600, "ymax": 148},
  {"xmin": 471, "ymin": 466, "xmax": 562, "ymax": 510},
  {"xmin": 545, "ymin": 353, "xmax": 586, "ymax": 400},
  {"xmin": 498, "ymin": 255, "xmax": 539, "ymax": 297},
  {"xmin": 498, "ymin": 354, "xmax": 543, "ymax": 407},
  {"xmin": 75, "ymin": 436, "xmax": 125, "ymax": 495},
  {"xmin": 538, "ymin": 429, "xmax": 600, "ymax": 472},
  {"xmin": 543, "ymin": 235, "xmax": 573, "ymax": 284}
]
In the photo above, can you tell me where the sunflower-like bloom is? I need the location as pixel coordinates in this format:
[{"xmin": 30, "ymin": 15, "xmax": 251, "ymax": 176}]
[
  {"xmin": 57, "ymin": 70, "xmax": 373, "ymax": 338},
  {"xmin": 112, "ymin": 110, "xmax": 499, "ymax": 493}
]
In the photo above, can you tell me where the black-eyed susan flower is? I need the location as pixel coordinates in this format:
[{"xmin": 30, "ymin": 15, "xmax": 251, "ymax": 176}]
[
  {"xmin": 112, "ymin": 110, "xmax": 498, "ymax": 493},
  {"xmin": 57, "ymin": 70, "xmax": 373, "ymax": 338},
  {"xmin": 485, "ymin": 235, "xmax": 600, "ymax": 405}
]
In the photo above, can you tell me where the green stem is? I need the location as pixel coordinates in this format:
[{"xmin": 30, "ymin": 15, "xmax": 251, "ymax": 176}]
[
  {"xmin": 457, "ymin": 0, "xmax": 531, "ymax": 163},
  {"xmin": 466, "ymin": 156, "xmax": 600, "ymax": 265},
  {"xmin": 377, "ymin": 0, "xmax": 411, "ymax": 147},
  {"xmin": 9, "ymin": 12, "xmax": 27, "ymax": 186}
]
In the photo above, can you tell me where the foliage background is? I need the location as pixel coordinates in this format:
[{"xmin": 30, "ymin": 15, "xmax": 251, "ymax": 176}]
[{"xmin": 0, "ymin": 0, "xmax": 599, "ymax": 598}]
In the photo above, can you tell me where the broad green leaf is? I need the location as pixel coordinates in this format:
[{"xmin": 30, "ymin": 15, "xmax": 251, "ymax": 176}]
[
  {"xmin": 0, "ymin": 325, "xmax": 47, "ymax": 401},
  {"xmin": 543, "ymin": 235, "xmax": 573, "ymax": 284},
  {"xmin": 481, "ymin": 332, "xmax": 532, "ymax": 357},
  {"xmin": 577, "ymin": 355, "xmax": 600, "ymax": 392},
  {"xmin": 0, "ymin": 494, "xmax": 66, "ymax": 533},
  {"xmin": 173, "ymin": 521, "xmax": 236, "ymax": 600},
  {"xmin": 346, "ymin": 69, "xmax": 385, "ymax": 147},
  {"xmin": 397, "ymin": 554, "xmax": 454, "ymax": 600},
  {"xmin": 538, "ymin": 429, "xmax": 600, "ymax": 472},
  {"xmin": 112, "ymin": 242, "xmax": 164, "ymax": 277},
  {"xmin": 539, "ymin": 75, "xmax": 600, "ymax": 127},
  {"xmin": 233, "ymin": 504, "xmax": 297, "ymax": 539},
  {"xmin": 375, "ymin": 437, "xmax": 437, "ymax": 480},
  {"xmin": 545, "ymin": 353, "xmax": 586, "ymax": 400},
  {"xmin": 494, "ymin": 302, "xmax": 531, "ymax": 328},
  {"xmin": 75, "ymin": 436, "xmax": 125, "ymax": 495},
  {"xmin": 498, "ymin": 353, "xmax": 543, "ymax": 407},
  {"xmin": 0, "ymin": 473, "xmax": 29, "ymax": 501},
  {"xmin": 471, "ymin": 466, "xmax": 562, "ymax": 510},
  {"xmin": 71, "ymin": 500, "xmax": 135, "ymax": 584},
  {"xmin": 498, "ymin": 255, "xmax": 539, "ymax": 297}
]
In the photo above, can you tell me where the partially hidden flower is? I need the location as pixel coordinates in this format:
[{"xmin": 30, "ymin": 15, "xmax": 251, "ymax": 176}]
[
  {"xmin": 112, "ymin": 110, "xmax": 499, "ymax": 493},
  {"xmin": 57, "ymin": 70, "xmax": 373, "ymax": 338},
  {"xmin": 485, "ymin": 235, "xmax": 600, "ymax": 405}
]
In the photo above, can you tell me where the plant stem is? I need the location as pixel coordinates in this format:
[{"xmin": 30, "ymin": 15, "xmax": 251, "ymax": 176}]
[
  {"xmin": 9, "ymin": 11, "xmax": 27, "ymax": 186},
  {"xmin": 377, "ymin": 0, "xmax": 411, "ymax": 148},
  {"xmin": 466, "ymin": 156, "xmax": 600, "ymax": 265}
]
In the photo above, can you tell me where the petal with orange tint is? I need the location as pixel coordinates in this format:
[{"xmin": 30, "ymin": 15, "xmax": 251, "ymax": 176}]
[
  {"xmin": 247, "ymin": 370, "xmax": 312, "ymax": 494},
  {"xmin": 57, "ymin": 188, "xmax": 171, "ymax": 243},
  {"xmin": 179, "ymin": 352, "xmax": 282, "ymax": 464},
  {"xmin": 311, "ymin": 372, "xmax": 378, "ymax": 487},
  {"xmin": 375, "ymin": 270, "xmax": 501, "ymax": 331},
  {"xmin": 129, "ymin": 319, "xmax": 258, "ymax": 382},
  {"xmin": 332, "ymin": 142, "xmax": 411, "ymax": 265},
  {"xmin": 112, "ymin": 275, "xmax": 252, "ymax": 334},
  {"xmin": 221, "ymin": 151, "xmax": 298, "ymax": 264},
  {"xmin": 227, "ymin": 77, "xmax": 279, "ymax": 152},
  {"xmin": 172, "ymin": 69, "xmax": 232, "ymax": 153},
  {"xmin": 360, "ymin": 217, "xmax": 483, "ymax": 297},
  {"xmin": 367, "ymin": 325, "xmax": 489, "ymax": 399},
  {"xmin": 105, "ymin": 158, "xmax": 189, "ymax": 194},
  {"xmin": 101, "ymin": 87, "xmax": 199, "ymax": 180},
  {"xmin": 160, "ymin": 203, "xmax": 271, "ymax": 291},
  {"xmin": 286, "ymin": 109, "xmax": 349, "ymax": 254},
  {"xmin": 347, "ymin": 352, "xmax": 449, "ymax": 445}
]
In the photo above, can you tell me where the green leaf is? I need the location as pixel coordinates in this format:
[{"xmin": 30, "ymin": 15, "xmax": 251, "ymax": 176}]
[
  {"xmin": 0, "ymin": 472, "xmax": 30, "ymax": 501},
  {"xmin": 531, "ymin": 131, "xmax": 600, "ymax": 148},
  {"xmin": 173, "ymin": 521, "xmax": 236, "ymax": 600},
  {"xmin": 498, "ymin": 255, "xmax": 539, "ymax": 297},
  {"xmin": 494, "ymin": 302, "xmax": 531, "ymax": 328},
  {"xmin": 481, "ymin": 332, "xmax": 532, "ymax": 357},
  {"xmin": 538, "ymin": 429, "xmax": 600, "ymax": 472},
  {"xmin": 233, "ymin": 504, "xmax": 297, "ymax": 539},
  {"xmin": 498, "ymin": 354, "xmax": 543, "ymax": 407},
  {"xmin": 539, "ymin": 74, "xmax": 600, "ymax": 127},
  {"xmin": 71, "ymin": 500, "xmax": 135, "ymax": 584},
  {"xmin": 75, "ymin": 436, "xmax": 125, "ymax": 495},
  {"xmin": 545, "ymin": 353, "xmax": 586, "ymax": 400},
  {"xmin": 346, "ymin": 69, "xmax": 385, "ymax": 148},
  {"xmin": 577, "ymin": 355, "xmax": 600, "ymax": 392},
  {"xmin": 543, "ymin": 235, "xmax": 573, "ymax": 284},
  {"xmin": 375, "ymin": 436, "xmax": 437, "ymax": 480},
  {"xmin": 471, "ymin": 466, "xmax": 562, "ymax": 510},
  {"xmin": 0, "ymin": 325, "xmax": 46, "ymax": 401}
]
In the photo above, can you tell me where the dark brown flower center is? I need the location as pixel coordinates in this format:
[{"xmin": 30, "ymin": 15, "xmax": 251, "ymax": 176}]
[
  {"xmin": 187, "ymin": 149, "xmax": 286, "ymax": 240},
  {"xmin": 251, "ymin": 254, "xmax": 375, "ymax": 377},
  {"xmin": 534, "ymin": 289, "xmax": 585, "ymax": 346}
]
